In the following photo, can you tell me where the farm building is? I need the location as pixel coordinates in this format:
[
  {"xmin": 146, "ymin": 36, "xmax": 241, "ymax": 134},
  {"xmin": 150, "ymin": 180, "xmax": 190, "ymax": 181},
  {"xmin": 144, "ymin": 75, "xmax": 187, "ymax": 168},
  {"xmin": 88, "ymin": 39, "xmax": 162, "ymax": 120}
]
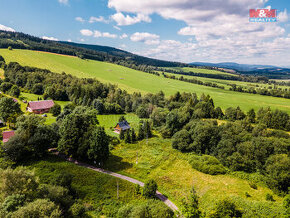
[
  {"xmin": 3, "ymin": 130, "xmax": 15, "ymax": 143},
  {"xmin": 114, "ymin": 121, "xmax": 131, "ymax": 134},
  {"xmin": 27, "ymin": 100, "xmax": 54, "ymax": 114}
]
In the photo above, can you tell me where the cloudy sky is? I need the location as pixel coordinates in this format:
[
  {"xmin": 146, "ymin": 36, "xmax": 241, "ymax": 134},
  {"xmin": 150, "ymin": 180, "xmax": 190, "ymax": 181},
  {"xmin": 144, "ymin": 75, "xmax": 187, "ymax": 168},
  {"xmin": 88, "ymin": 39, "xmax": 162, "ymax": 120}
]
[{"xmin": 0, "ymin": 0, "xmax": 289, "ymax": 66}]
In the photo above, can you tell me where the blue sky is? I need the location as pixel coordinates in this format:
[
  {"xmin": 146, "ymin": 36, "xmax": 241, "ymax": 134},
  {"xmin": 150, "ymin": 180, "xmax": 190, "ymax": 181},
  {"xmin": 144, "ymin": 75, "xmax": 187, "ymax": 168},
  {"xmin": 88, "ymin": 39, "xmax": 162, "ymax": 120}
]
[{"xmin": 0, "ymin": 0, "xmax": 289, "ymax": 66}]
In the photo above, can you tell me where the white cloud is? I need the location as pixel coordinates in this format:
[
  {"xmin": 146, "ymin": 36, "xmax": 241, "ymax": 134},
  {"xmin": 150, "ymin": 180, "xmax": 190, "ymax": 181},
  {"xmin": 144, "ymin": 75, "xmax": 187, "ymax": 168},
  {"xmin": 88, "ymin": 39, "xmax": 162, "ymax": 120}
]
[
  {"xmin": 120, "ymin": 33, "xmax": 128, "ymax": 39},
  {"xmin": 130, "ymin": 32, "xmax": 160, "ymax": 45},
  {"xmin": 278, "ymin": 9, "xmax": 288, "ymax": 22},
  {"xmin": 89, "ymin": 16, "xmax": 109, "ymax": 23},
  {"xmin": 58, "ymin": 0, "xmax": 68, "ymax": 5},
  {"xmin": 67, "ymin": 39, "xmax": 72, "ymax": 42},
  {"xmin": 42, "ymin": 36, "xmax": 59, "ymax": 41},
  {"xmin": 75, "ymin": 17, "xmax": 85, "ymax": 23},
  {"xmin": 0, "ymin": 24, "xmax": 15, "ymax": 32},
  {"xmin": 81, "ymin": 29, "xmax": 118, "ymax": 39},
  {"xmin": 111, "ymin": 12, "xmax": 151, "ymax": 26},
  {"xmin": 80, "ymin": 29, "xmax": 93, "ymax": 36},
  {"xmin": 108, "ymin": 0, "xmax": 290, "ymax": 66},
  {"xmin": 113, "ymin": 26, "xmax": 121, "ymax": 31},
  {"xmin": 94, "ymin": 30, "xmax": 102, "ymax": 37},
  {"xmin": 102, "ymin": 32, "xmax": 118, "ymax": 38}
]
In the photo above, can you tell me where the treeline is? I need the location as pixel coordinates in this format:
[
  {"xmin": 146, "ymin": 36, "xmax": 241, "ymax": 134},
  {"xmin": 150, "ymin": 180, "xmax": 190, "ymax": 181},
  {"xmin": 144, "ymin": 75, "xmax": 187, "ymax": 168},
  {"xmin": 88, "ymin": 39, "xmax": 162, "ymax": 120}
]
[
  {"xmin": 3, "ymin": 61, "xmax": 290, "ymax": 131},
  {"xmin": 157, "ymin": 67, "xmax": 269, "ymax": 83},
  {"xmin": 0, "ymin": 30, "xmax": 184, "ymax": 68},
  {"xmin": 158, "ymin": 69, "xmax": 290, "ymax": 99},
  {"xmin": 229, "ymin": 84, "xmax": 290, "ymax": 99}
]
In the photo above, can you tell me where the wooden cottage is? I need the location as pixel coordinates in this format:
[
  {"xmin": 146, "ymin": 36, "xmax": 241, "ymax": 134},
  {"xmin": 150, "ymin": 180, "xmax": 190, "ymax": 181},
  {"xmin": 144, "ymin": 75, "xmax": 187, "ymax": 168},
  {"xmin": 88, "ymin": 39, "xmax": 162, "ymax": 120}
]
[
  {"xmin": 114, "ymin": 121, "xmax": 131, "ymax": 134},
  {"xmin": 27, "ymin": 100, "xmax": 55, "ymax": 114},
  {"xmin": 3, "ymin": 130, "xmax": 15, "ymax": 143}
]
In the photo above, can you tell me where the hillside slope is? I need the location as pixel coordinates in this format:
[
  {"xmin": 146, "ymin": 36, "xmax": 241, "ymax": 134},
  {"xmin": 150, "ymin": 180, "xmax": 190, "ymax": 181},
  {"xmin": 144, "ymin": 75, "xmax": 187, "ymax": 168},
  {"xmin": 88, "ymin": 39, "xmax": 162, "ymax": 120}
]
[{"xmin": 0, "ymin": 49, "xmax": 289, "ymax": 112}]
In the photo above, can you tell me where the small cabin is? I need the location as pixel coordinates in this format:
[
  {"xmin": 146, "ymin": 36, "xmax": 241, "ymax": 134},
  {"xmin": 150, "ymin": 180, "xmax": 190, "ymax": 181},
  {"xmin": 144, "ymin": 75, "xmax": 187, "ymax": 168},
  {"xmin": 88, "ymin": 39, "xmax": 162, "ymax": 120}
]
[
  {"xmin": 114, "ymin": 121, "xmax": 131, "ymax": 134},
  {"xmin": 27, "ymin": 100, "xmax": 54, "ymax": 114},
  {"xmin": 3, "ymin": 130, "xmax": 15, "ymax": 143}
]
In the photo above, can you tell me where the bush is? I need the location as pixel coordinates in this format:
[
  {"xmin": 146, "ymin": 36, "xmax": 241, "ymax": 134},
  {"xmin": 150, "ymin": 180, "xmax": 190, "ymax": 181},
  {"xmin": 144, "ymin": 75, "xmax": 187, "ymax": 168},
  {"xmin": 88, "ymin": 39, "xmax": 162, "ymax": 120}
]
[
  {"xmin": 189, "ymin": 155, "xmax": 227, "ymax": 175},
  {"xmin": 143, "ymin": 179, "xmax": 157, "ymax": 198},
  {"xmin": 249, "ymin": 181, "xmax": 257, "ymax": 190},
  {"xmin": 10, "ymin": 199, "xmax": 61, "ymax": 218},
  {"xmin": 70, "ymin": 202, "xmax": 86, "ymax": 217},
  {"xmin": 266, "ymin": 193, "xmax": 275, "ymax": 201},
  {"xmin": 1, "ymin": 194, "xmax": 25, "ymax": 213},
  {"xmin": 117, "ymin": 200, "xmax": 174, "ymax": 218},
  {"xmin": 50, "ymin": 103, "xmax": 61, "ymax": 116},
  {"xmin": 209, "ymin": 199, "xmax": 243, "ymax": 218}
]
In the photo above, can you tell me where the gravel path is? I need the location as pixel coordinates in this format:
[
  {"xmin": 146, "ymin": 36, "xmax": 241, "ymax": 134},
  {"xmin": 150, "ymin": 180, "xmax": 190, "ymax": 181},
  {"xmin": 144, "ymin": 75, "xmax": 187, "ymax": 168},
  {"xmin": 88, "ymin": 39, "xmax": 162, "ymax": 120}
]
[{"xmin": 55, "ymin": 153, "xmax": 179, "ymax": 212}]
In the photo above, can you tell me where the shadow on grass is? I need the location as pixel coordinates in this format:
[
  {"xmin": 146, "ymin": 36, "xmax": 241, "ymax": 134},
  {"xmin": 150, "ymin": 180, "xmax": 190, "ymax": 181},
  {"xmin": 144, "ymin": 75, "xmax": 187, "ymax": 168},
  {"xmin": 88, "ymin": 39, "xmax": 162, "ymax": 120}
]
[{"xmin": 105, "ymin": 154, "xmax": 133, "ymax": 172}]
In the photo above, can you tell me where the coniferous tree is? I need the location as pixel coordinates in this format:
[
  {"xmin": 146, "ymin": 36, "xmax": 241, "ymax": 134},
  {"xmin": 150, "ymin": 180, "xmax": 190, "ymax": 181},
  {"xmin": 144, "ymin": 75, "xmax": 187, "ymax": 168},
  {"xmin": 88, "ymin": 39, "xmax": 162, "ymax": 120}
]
[
  {"xmin": 138, "ymin": 121, "xmax": 145, "ymax": 140},
  {"xmin": 125, "ymin": 130, "xmax": 131, "ymax": 143},
  {"xmin": 119, "ymin": 129, "xmax": 125, "ymax": 140},
  {"xmin": 131, "ymin": 128, "xmax": 136, "ymax": 142}
]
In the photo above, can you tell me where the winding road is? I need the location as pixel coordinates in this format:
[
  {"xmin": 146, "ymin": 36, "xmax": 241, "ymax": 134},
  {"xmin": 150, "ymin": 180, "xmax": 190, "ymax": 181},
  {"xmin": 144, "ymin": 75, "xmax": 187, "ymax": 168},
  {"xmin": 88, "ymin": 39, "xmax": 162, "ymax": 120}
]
[{"xmin": 54, "ymin": 152, "xmax": 179, "ymax": 212}]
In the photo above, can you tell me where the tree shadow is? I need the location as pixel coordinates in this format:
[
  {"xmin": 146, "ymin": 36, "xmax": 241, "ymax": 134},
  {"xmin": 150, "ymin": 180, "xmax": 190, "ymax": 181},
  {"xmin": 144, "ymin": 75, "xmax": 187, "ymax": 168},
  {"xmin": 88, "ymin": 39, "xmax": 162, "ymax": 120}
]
[{"xmin": 105, "ymin": 154, "xmax": 133, "ymax": 172}]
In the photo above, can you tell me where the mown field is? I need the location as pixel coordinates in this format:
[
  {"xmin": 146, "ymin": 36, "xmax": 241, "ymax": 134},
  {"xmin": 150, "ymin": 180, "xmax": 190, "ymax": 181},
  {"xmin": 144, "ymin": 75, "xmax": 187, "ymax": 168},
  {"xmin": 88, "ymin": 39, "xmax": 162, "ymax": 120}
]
[
  {"xmin": 163, "ymin": 67, "xmax": 238, "ymax": 76},
  {"xmin": 163, "ymin": 71, "xmax": 289, "ymax": 91},
  {"xmin": 0, "ymin": 49, "xmax": 289, "ymax": 113},
  {"xmin": 26, "ymin": 155, "xmax": 147, "ymax": 217},
  {"xmin": 97, "ymin": 113, "xmax": 141, "ymax": 136},
  {"xmin": 105, "ymin": 135, "xmax": 285, "ymax": 217}
]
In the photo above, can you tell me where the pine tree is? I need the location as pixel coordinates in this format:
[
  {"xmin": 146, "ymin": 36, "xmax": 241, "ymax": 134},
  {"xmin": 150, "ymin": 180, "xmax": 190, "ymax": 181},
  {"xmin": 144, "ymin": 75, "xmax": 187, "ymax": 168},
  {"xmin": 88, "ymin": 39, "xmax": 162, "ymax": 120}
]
[
  {"xmin": 138, "ymin": 121, "xmax": 145, "ymax": 140},
  {"xmin": 125, "ymin": 130, "xmax": 131, "ymax": 143},
  {"xmin": 119, "ymin": 129, "xmax": 124, "ymax": 140},
  {"xmin": 145, "ymin": 121, "xmax": 152, "ymax": 138},
  {"xmin": 131, "ymin": 128, "xmax": 136, "ymax": 142}
]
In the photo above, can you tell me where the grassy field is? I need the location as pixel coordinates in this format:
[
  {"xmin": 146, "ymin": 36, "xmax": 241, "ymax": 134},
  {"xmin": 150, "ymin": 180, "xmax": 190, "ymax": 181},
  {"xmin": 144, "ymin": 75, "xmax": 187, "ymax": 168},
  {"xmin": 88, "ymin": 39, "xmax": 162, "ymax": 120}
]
[
  {"xmin": 0, "ymin": 49, "xmax": 289, "ymax": 113},
  {"xmin": 26, "ymin": 155, "xmax": 147, "ymax": 217},
  {"xmin": 105, "ymin": 136, "xmax": 285, "ymax": 217},
  {"xmin": 163, "ymin": 71, "xmax": 289, "ymax": 91},
  {"xmin": 164, "ymin": 67, "xmax": 238, "ymax": 76},
  {"xmin": 97, "ymin": 113, "xmax": 141, "ymax": 136}
]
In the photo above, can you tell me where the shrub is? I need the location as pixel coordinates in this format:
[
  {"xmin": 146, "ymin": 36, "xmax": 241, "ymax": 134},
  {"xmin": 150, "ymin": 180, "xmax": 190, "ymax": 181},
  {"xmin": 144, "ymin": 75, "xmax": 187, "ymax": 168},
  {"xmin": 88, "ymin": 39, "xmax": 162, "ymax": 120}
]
[
  {"xmin": 50, "ymin": 103, "xmax": 61, "ymax": 116},
  {"xmin": 10, "ymin": 199, "xmax": 61, "ymax": 218},
  {"xmin": 1, "ymin": 194, "xmax": 25, "ymax": 213},
  {"xmin": 245, "ymin": 192, "xmax": 251, "ymax": 198},
  {"xmin": 249, "ymin": 181, "xmax": 257, "ymax": 190},
  {"xmin": 209, "ymin": 199, "xmax": 243, "ymax": 218},
  {"xmin": 266, "ymin": 193, "xmax": 275, "ymax": 202},
  {"xmin": 189, "ymin": 155, "xmax": 227, "ymax": 175},
  {"xmin": 70, "ymin": 202, "xmax": 86, "ymax": 217},
  {"xmin": 143, "ymin": 179, "xmax": 157, "ymax": 199}
]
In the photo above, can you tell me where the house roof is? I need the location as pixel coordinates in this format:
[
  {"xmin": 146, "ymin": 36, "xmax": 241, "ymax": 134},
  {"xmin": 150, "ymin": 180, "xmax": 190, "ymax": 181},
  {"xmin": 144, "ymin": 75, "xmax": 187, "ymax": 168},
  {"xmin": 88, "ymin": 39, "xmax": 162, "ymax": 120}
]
[
  {"xmin": 115, "ymin": 121, "xmax": 131, "ymax": 130},
  {"xmin": 3, "ymin": 130, "xmax": 15, "ymax": 143},
  {"xmin": 28, "ymin": 100, "xmax": 54, "ymax": 110}
]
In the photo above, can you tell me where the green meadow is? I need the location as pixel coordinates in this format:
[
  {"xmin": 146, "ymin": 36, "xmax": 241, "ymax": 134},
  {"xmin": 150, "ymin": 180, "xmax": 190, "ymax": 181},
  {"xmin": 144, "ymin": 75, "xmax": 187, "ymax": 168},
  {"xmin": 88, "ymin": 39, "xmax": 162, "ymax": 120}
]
[
  {"xmin": 0, "ymin": 49, "xmax": 289, "ymax": 113},
  {"xmin": 97, "ymin": 113, "xmax": 141, "ymax": 136},
  {"xmin": 164, "ymin": 67, "xmax": 237, "ymax": 76},
  {"xmin": 105, "ymin": 135, "xmax": 284, "ymax": 217},
  {"xmin": 27, "ymin": 155, "xmax": 147, "ymax": 217}
]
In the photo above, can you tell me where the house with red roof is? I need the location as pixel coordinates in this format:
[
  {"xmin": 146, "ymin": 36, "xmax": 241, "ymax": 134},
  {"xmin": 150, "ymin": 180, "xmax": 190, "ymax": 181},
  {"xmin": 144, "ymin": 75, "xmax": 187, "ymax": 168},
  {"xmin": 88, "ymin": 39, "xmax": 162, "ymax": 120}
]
[
  {"xmin": 27, "ymin": 100, "xmax": 55, "ymax": 114},
  {"xmin": 3, "ymin": 130, "xmax": 15, "ymax": 143}
]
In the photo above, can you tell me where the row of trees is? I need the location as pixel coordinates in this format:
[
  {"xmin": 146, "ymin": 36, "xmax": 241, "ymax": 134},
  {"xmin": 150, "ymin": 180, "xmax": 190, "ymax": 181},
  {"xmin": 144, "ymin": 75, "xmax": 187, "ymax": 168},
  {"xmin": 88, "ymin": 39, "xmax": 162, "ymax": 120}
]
[
  {"xmin": 172, "ymin": 119, "xmax": 290, "ymax": 193},
  {"xmin": 3, "ymin": 61, "xmax": 289, "ymax": 131}
]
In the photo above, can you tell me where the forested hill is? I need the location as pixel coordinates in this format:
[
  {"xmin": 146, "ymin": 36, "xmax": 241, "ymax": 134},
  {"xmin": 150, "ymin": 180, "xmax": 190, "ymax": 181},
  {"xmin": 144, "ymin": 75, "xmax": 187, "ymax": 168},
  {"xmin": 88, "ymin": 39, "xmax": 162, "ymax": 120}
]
[{"xmin": 0, "ymin": 30, "xmax": 184, "ymax": 67}]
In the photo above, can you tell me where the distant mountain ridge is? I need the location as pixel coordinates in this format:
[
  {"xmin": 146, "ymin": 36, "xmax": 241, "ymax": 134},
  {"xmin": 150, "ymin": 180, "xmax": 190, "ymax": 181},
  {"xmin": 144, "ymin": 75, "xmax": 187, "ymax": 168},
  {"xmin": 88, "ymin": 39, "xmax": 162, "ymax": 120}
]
[{"xmin": 190, "ymin": 62, "xmax": 290, "ymax": 79}]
